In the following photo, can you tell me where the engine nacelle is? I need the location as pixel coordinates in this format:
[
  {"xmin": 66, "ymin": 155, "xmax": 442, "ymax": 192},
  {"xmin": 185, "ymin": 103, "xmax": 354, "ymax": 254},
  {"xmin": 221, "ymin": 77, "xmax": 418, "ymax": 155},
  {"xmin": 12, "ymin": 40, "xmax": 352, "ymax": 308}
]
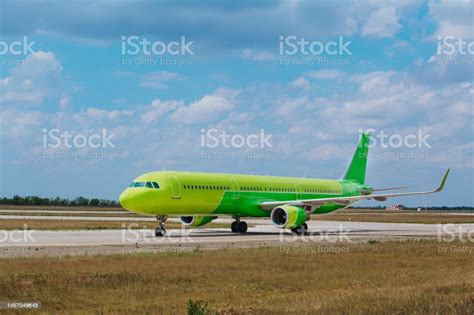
[
  {"xmin": 179, "ymin": 215, "xmax": 217, "ymax": 227},
  {"xmin": 271, "ymin": 205, "xmax": 307, "ymax": 229}
]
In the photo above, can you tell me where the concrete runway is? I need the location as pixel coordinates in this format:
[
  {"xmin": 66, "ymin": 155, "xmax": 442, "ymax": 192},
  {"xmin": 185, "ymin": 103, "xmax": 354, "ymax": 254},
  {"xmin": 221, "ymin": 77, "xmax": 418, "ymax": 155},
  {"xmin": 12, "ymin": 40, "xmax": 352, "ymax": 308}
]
[{"xmin": 1, "ymin": 220, "xmax": 473, "ymax": 256}]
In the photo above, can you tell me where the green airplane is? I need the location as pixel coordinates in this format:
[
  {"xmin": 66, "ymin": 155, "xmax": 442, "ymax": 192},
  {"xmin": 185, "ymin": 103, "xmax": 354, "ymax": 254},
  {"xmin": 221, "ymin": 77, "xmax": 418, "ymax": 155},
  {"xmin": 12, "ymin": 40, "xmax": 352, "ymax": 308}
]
[{"xmin": 119, "ymin": 134, "xmax": 449, "ymax": 236}]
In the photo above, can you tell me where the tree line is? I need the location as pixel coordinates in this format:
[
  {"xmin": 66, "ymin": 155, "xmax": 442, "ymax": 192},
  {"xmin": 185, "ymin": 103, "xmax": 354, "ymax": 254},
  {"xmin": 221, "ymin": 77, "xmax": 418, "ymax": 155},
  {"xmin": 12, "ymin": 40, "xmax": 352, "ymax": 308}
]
[{"xmin": 0, "ymin": 195, "xmax": 120, "ymax": 207}]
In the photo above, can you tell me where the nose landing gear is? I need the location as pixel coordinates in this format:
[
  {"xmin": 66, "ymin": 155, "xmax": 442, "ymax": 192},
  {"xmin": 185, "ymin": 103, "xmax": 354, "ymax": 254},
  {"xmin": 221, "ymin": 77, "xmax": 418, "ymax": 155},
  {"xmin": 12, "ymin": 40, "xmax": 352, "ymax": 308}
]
[
  {"xmin": 155, "ymin": 215, "xmax": 167, "ymax": 237},
  {"xmin": 231, "ymin": 217, "xmax": 248, "ymax": 233}
]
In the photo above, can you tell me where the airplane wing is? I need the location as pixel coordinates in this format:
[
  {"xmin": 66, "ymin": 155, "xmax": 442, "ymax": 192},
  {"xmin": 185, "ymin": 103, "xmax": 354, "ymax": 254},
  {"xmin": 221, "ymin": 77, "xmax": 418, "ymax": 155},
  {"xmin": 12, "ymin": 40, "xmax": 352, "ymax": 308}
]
[{"xmin": 260, "ymin": 169, "xmax": 450, "ymax": 211}]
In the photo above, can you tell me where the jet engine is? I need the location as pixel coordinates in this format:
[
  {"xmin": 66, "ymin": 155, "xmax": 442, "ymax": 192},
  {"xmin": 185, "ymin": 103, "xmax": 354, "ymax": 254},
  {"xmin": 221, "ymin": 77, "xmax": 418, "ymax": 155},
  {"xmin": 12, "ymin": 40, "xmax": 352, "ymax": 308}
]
[
  {"xmin": 270, "ymin": 205, "xmax": 307, "ymax": 229},
  {"xmin": 179, "ymin": 215, "xmax": 217, "ymax": 227}
]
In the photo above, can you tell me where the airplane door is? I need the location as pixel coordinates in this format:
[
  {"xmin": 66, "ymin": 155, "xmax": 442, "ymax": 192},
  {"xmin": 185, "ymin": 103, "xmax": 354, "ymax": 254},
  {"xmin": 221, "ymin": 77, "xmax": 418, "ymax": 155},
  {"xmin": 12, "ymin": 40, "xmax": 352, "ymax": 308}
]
[
  {"xmin": 167, "ymin": 175, "xmax": 181, "ymax": 199},
  {"xmin": 229, "ymin": 178, "xmax": 240, "ymax": 199},
  {"xmin": 294, "ymin": 184, "xmax": 302, "ymax": 200}
]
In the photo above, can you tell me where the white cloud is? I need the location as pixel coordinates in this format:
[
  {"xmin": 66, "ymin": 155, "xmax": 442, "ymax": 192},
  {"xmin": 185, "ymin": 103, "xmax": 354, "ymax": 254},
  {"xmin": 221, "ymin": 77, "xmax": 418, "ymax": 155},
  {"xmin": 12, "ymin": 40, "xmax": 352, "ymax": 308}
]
[
  {"xmin": 385, "ymin": 40, "xmax": 415, "ymax": 58},
  {"xmin": 291, "ymin": 77, "xmax": 310, "ymax": 89},
  {"xmin": 276, "ymin": 96, "xmax": 317, "ymax": 117},
  {"xmin": 59, "ymin": 96, "xmax": 70, "ymax": 110},
  {"xmin": 170, "ymin": 94, "xmax": 234, "ymax": 124},
  {"xmin": 240, "ymin": 48, "xmax": 276, "ymax": 61},
  {"xmin": 116, "ymin": 71, "xmax": 182, "ymax": 89},
  {"xmin": 142, "ymin": 99, "xmax": 184, "ymax": 124},
  {"xmin": 429, "ymin": 0, "xmax": 474, "ymax": 39},
  {"xmin": 0, "ymin": 51, "xmax": 64, "ymax": 106},
  {"xmin": 361, "ymin": 7, "xmax": 401, "ymax": 38},
  {"xmin": 307, "ymin": 70, "xmax": 344, "ymax": 80}
]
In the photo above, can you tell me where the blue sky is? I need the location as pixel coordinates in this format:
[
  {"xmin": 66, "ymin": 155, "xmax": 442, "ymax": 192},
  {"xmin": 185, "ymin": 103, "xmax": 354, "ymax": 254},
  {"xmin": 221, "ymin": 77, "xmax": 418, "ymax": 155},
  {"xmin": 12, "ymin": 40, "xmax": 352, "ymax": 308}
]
[{"xmin": 0, "ymin": 0, "xmax": 473, "ymax": 206}]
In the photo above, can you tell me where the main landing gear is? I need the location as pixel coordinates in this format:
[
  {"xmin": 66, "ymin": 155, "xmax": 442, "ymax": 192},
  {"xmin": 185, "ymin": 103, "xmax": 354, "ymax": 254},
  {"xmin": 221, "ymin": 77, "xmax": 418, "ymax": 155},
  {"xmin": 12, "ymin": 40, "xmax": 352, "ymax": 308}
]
[
  {"xmin": 155, "ymin": 215, "xmax": 167, "ymax": 237},
  {"xmin": 291, "ymin": 222, "xmax": 308, "ymax": 235},
  {"xmin": 231, "ymin": 217, "xmax": 248, "ymax": 233}
]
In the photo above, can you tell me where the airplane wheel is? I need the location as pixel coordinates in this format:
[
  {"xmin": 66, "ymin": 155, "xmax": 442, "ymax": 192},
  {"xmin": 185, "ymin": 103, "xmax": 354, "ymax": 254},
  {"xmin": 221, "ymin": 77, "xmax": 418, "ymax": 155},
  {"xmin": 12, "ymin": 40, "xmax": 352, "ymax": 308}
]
[
  {"xmin": 231, "ymin": 221, "xmax": 239, "ymax": 233},
  {"xmin": 238, "ymin": 221, "xmax": 248, "ymax": 233},
  {"xmin": 291, "ymin": 223, "xmax": 308, "ymax": 235},
  {"xmin": 155, "ymin": 227, "xmax": 166, "ymax": 237}
]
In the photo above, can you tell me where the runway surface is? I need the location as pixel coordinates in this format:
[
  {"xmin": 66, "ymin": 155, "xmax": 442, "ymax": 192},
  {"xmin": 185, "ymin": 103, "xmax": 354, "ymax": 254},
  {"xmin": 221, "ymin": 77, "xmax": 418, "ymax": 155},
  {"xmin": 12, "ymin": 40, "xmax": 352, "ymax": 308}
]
[{"xmin": 1, "ymin": 220, "xmax": 473, "ymax": 256}]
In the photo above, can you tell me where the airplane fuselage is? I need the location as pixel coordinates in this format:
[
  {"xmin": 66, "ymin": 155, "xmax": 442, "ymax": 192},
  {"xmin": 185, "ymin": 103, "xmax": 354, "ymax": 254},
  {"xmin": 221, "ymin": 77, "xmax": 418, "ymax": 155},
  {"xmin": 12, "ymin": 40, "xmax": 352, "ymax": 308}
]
[{"xmin": 119, "ymin": 171, "xmax": 368, "ymax": 217}]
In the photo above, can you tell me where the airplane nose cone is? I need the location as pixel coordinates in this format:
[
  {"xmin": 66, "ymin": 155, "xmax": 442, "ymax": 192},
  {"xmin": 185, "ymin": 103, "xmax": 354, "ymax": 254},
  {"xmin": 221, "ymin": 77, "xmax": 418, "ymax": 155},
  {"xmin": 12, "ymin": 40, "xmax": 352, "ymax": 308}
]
[{"xmin": 119, "ymin": 190, "xmax": 134, "ymax": 210}]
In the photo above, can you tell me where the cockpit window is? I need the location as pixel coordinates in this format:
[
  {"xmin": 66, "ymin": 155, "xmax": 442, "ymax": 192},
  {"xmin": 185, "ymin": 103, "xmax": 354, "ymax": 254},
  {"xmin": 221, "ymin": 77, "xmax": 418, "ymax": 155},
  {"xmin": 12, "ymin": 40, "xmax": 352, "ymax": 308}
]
[{"xmin": 129, "ymin": 181, "xmax": 159, "ymax": 189}]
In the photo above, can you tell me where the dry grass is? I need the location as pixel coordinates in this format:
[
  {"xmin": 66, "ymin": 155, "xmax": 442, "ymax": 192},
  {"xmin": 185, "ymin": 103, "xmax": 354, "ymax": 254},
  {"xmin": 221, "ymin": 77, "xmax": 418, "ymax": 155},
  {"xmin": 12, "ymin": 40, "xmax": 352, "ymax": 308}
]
[
  {"xmin": 0, "ymin": 205, "xmax": 122, "ymax": 211},
  {"xmin": 0, "ymin": 240, "xmax": 472, "ymax": 314},
  {"xmin": 0, "ymin": 211, "xmax": 145, "ymax": 218},
  {"xmin": 316, "ymin": 212, "xmax": 474, "ymax": 224}
]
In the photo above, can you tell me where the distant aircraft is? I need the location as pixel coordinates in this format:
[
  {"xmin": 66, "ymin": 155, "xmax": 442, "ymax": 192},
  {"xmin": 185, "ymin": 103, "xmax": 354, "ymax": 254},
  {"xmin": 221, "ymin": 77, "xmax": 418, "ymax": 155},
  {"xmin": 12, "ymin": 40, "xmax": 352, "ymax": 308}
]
[{"xmin": 119, "ymin": 134, "xmax": 449, "ymax": 236}]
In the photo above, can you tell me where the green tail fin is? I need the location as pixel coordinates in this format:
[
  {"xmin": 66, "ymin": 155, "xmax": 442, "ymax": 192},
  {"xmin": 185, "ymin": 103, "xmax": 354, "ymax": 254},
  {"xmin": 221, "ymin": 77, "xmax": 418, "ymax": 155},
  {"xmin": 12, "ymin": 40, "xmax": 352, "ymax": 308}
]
[{"xmin": 342, "ymin": 133, "xmax": 370, "ymax": 184}]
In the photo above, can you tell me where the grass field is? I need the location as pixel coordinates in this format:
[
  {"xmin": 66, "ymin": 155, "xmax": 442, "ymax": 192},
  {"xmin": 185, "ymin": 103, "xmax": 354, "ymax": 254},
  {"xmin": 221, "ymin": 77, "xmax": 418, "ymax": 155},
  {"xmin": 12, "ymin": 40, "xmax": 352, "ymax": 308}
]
[
  {"xmin": 316, "ymin": 212, "xmax": 474, "ymax": 224},
  {"xmin": 0, "ymin": 240, "xmax": 472, "ymax": 314},
  {"xmin": 0, "ymin": 205, "xmax": 122, "ymax": 211},
  {"xmin": 0, "ymin": 212, "xmax": 142, "ymax": 217}
]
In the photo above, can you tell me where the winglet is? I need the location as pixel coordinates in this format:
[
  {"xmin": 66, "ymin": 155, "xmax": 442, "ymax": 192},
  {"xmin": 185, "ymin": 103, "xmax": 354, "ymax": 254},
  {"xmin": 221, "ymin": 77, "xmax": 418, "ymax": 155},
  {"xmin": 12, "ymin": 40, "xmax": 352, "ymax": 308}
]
[{"xmin": 435, "ymin": 168, "xmax": 450, "ymax": 192}]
